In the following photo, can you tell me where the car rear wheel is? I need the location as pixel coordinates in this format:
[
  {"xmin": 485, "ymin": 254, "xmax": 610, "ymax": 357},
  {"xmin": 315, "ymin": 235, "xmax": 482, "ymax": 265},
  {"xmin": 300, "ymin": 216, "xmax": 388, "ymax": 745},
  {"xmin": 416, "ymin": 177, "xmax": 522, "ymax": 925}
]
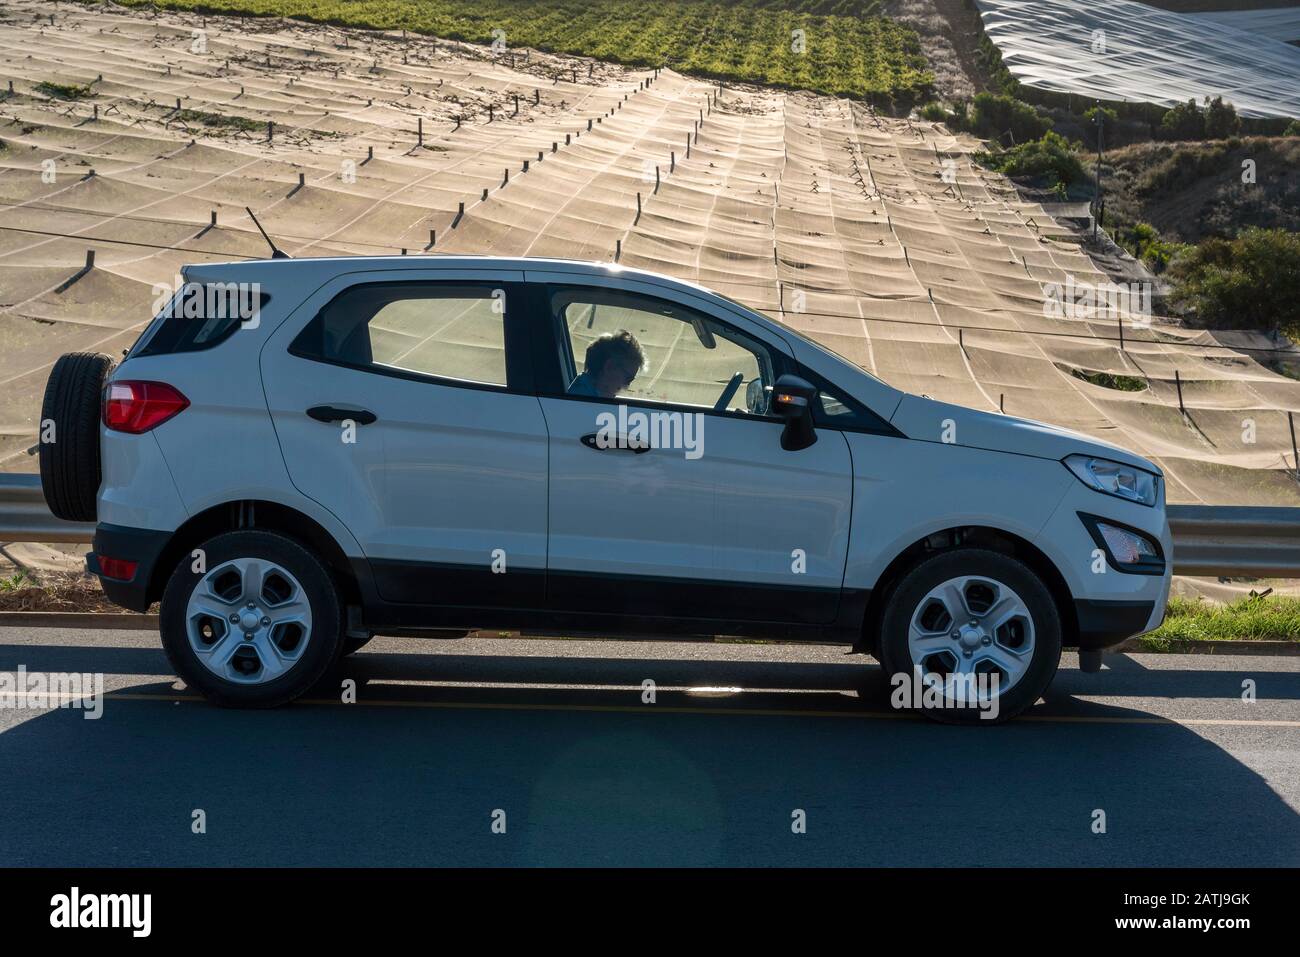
[
  {"xmin": 39, "ymin": 351, "xmax": 115, "ymax": 522},
  {"xmin": 877, "ymin": 548, "xmax": 1062, "ymax": 724},
  {"xmin": 159, "ymin": 530, "xmax": 344, "ymax": 707}
]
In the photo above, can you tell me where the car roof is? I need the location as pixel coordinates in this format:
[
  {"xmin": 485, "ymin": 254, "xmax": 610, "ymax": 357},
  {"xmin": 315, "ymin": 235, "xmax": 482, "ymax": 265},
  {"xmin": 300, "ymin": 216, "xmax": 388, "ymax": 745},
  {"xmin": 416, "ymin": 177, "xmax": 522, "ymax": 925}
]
[
  {"xmin": 185, "ymin": 253, "xmax": 779, "ymax": 332},
  {"xmin": 189, "ymin": 254, "xmax": 713, "ymax": 295}
]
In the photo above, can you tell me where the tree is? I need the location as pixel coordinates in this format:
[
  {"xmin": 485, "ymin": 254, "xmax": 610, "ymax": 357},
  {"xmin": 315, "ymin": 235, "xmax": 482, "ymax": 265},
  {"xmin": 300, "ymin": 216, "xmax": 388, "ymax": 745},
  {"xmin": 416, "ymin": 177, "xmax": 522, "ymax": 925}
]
[
  {"xmin": 1167, "ymin": 228, "xmax": 1300, "ymax": 331},
  {"xmin": 1160, "ymin": 99, "xmax": 1204, "ymax": 140},
  {"xmin": 1202, "ymin": 96, "xmax": 1240, "ymax": 140}
]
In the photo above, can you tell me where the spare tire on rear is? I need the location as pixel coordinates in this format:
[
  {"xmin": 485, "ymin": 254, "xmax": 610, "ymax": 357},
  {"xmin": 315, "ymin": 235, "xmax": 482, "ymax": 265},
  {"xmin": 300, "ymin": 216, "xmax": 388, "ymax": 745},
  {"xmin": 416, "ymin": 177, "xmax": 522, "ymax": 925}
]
[{"xmin": 39, "ymin": 352, "xmax": 115, "ymax": 522}]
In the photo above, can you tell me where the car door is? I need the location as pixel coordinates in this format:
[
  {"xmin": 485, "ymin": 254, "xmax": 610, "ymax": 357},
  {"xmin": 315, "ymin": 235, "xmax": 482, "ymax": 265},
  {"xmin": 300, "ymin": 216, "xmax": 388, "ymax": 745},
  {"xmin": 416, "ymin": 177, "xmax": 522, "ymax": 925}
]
[
  {"xmin": 260, "ymin": 268, "xmax": 548, "ymax": 609},
  {"xmin": 527, "ymin": 272, "xmax": 853, "ymax": 625}
]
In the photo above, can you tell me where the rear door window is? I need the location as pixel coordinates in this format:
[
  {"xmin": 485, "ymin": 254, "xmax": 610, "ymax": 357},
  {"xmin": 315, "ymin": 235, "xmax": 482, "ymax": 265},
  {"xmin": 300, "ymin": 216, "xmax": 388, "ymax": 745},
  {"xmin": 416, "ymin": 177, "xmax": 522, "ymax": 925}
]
[{"xmin": 290, "ymin": 282, "xmax": 510, "ymax": 388}]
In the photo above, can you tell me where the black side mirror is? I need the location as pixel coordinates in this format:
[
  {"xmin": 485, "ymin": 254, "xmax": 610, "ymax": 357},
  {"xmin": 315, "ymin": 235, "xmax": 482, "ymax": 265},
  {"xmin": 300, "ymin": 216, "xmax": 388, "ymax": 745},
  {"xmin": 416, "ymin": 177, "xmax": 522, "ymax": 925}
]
[{"xmin": 771, "ymin": 374, "xmax": 817, "ymax": 451}]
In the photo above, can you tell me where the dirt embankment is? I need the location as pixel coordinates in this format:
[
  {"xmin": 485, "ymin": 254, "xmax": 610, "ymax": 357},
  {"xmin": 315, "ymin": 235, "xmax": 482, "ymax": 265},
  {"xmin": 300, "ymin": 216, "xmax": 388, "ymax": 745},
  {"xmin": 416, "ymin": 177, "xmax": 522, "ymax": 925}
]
[
  {"xmin": 1098, "ymin": 136, "xmax": 1300, "ymax": 244},
  {"xmin": 885, "ymin": 0, "xmax": 988, "ymax": 101}
]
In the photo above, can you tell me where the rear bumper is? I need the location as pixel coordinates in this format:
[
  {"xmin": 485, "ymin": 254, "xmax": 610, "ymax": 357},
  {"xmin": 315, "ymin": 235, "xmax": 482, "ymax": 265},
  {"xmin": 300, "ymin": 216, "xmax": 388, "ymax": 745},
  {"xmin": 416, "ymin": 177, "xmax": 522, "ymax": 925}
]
[{"xmin": 87, "ymin": 523, "xmax": 171, "ymax": 613}]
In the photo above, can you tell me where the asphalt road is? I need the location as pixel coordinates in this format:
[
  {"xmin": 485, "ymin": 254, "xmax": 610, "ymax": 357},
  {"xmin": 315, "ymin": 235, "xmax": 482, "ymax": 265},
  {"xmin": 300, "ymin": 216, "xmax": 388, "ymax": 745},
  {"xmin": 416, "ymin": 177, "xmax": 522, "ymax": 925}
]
[{"xmin": 1, "ymin": 626, "xmax": 1298, "ymax": 867}]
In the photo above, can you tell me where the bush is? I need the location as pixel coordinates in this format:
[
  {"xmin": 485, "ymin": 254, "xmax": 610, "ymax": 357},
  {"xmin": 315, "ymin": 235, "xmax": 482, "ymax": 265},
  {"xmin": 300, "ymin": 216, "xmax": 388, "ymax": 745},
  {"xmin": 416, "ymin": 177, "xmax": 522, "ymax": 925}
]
[
  {"xmin": 1284, "ymin": 120, "xmax": 1300, "ymax": 137},
  {"xmin": 1117, "ymin": 222, "xmax": 1186, "ymax": 273},
  {"xmin": 1082, "ymin": 105, "xmax": 1118, "ymax": 131},
  {"xmin": 969, "ymin": 92, "xmax": 1049, "ymax": 144},
  {"xmin": 919, "ymin": 101, "xmax": 949, "ymax": 122},
  {"xmin": 1160, "ymin": 96, "xmax": 1240, "ymax": 141},
  {"xmin": 35, "ymin": 81, "xmax": 93, "ymax": 100},
  {"xmin": 1167, "ymin": 227, "xmax": 1300, "ymax": 331},
  {"xmin": 1160, "ymin": 99, "xmax": 1204, "ymax": 140},
  {"xmin": 975, "ymin": 131, "xmax": 1086, "ymax": 193},
  {"xmin": 1135, "ymin": 141, "xmax": 1228, "ymax": 196}
]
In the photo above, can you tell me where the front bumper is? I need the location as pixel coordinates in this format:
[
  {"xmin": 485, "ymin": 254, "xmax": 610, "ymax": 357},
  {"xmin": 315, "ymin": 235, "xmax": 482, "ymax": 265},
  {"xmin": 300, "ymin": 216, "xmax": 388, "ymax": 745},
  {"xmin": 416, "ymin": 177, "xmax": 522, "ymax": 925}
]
[
  {"xmin": 1035, "ymin": 481, "xmax": 1173, "ymax": 650},
  {"xmin": 1073, "ymin": 598, "xmax": 1161, "ymax": 649},
  {"xmin": 87, "ymin": 523, "xmax": 171, "ymax": 613}
]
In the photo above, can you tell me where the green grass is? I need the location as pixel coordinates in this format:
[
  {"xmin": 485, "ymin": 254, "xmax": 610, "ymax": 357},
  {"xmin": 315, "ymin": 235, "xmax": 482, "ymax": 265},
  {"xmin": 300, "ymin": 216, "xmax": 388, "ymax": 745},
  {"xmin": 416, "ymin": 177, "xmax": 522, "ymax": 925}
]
[
  {"xmin": 101, "ymin": 0, "xmax": 932, "ymax": 103},
  {"xmin": 1070, "ymin": 368, "xmax": 1146, "ymax": 392},
  {"xmin": 0, "ymin": 572, "xmax": 32, "ymax": 592},
  {"xmin": 174, "ymin": 108, "xmax": 264, "ymax": 132},
  {"xmin": 36, "ymin": 80, "xmax": 94, "ymax": 99},
  {"xmin": 1137, "ymin": 595, "xmax": 1300, "ymax": 649}
]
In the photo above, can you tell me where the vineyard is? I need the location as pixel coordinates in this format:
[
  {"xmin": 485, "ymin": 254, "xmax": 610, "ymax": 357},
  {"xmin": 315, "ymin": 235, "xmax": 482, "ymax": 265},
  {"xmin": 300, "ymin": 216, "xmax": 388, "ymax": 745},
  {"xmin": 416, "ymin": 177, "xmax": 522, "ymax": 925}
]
[{"xmin": 100, "ymin": 0, "xmax": 932, "ymax": 102}]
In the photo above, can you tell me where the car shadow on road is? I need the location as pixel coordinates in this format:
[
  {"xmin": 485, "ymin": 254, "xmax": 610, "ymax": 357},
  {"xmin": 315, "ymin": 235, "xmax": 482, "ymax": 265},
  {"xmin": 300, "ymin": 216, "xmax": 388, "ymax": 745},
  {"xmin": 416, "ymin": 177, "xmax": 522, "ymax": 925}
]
[{"xmin": 2, "ymin": 642, "xmax": 1298, "ymax": 867}]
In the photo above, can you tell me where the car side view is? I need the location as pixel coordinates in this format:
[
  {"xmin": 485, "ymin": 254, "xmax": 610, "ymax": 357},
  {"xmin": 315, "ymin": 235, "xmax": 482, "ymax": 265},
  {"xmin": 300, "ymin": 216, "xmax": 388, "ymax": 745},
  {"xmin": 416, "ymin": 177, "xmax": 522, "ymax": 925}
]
[{"xmin": 39, "ymin": 256, "xmax": 1172, "ymax": 723}]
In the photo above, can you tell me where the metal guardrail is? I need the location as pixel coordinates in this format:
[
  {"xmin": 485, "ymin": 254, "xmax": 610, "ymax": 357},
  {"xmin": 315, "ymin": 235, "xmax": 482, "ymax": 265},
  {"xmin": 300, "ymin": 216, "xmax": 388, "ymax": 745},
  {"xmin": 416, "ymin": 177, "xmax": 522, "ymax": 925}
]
[
  {"xmin": 1, "ymin": 474, "xmax": 1297, "ymax": 577},
  {"xmin": 0, "ymin": 474, "xmax": 95, "ymax": 544},
  {"xmin": 1166, "ymin": 506, "xmax": 1300, "ymax": 578}
]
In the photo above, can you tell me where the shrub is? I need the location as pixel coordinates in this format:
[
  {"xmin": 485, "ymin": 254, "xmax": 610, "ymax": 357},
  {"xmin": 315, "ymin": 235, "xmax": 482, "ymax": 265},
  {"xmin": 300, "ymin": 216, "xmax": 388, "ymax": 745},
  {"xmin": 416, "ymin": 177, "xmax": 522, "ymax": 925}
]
[
  {"xmin": 976, "ymin": 131, "xmax": 1085, "ymax": 192},
  {"xmin": 1135, "ymin": 142, "xmax": 1228, "ymax": 196},
  {"xmin": 1117, "ymin": 222, "xmax": 1186, "ymax": 273},
  {"xmin": 35, "ymin": 80, "xmax": 93, "ymax": 100},
  {"xmin": 1167, "ymin": 227, "xmax": 1300, "ymax": 331},
  {"xmin": 969, "ymin": 92, "xmax": 1049, "ymax": 144},
  {"xmin": 1082, "ymin": 105, "xmax": 1118, "ymax": 132},
  {"xmin": 919, "ymin": 101, "xmax": 948, "ymax": 122},
  {"xmin": 1070, "ymin": 369, "xmax": 1146, "ymax": 392},
  {"xmin": 1160, "ymin": 96, "xmax": 1240, "ymax": 141},
  {"xmin": 1286, "ymin": 120, "xmax": 1300, "ymax": 137}
]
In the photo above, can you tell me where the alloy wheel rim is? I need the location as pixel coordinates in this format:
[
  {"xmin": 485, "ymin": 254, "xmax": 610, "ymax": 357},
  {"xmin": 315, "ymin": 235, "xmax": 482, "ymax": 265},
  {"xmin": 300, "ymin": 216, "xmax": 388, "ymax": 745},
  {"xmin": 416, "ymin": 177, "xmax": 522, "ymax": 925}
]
[
  {"xmin": 906, "ymin": 574, "xmax": 1036, "ymax": 698},
  {"xmin": 185, "ymin": 557, "xmax": 313, "ymax": 685}
]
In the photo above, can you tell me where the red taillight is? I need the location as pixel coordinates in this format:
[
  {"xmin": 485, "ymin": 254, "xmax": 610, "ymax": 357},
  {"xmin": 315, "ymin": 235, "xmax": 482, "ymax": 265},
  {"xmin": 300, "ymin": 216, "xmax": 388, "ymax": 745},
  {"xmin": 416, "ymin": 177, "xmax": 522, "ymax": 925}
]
[
  {"xmin": 103, "ymin": 381, "xmax": 189, "ymax": 433},
  {"xmin": 98, "ymin": 556, "xmax": 138, "ymax": 581}
]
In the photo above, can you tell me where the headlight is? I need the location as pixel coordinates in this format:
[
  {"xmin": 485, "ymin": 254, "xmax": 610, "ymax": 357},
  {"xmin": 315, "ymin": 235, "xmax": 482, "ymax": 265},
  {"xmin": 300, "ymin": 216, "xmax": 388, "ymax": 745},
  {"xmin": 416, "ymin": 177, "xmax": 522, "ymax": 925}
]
[{"xmin": 1063, "ymin": 454, "xmax": 1159, "ymax": 507}]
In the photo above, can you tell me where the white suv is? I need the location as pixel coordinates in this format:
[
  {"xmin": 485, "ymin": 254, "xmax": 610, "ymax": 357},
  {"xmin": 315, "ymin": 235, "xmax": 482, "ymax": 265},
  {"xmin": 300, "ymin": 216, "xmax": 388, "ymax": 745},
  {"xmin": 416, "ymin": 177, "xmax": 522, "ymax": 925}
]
[{"xmin": 39, "ymin": 256, "xmax": 1171, "ymax": 722}]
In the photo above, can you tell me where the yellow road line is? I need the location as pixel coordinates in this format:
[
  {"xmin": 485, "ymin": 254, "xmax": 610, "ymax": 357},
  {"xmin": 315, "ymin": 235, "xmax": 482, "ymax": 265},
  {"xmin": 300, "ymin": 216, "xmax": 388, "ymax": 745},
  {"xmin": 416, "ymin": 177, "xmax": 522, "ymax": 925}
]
[{"xmin": 93, "ymin": 691, "xmax": 1300, "ymax": 728}]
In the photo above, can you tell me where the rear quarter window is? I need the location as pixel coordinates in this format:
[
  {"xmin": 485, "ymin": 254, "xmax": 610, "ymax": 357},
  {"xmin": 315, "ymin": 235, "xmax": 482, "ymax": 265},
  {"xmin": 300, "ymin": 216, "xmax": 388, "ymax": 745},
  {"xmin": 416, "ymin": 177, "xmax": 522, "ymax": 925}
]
[{"xmin": 131, "ymin": 283, "xmax": 270, "ymax": 358}]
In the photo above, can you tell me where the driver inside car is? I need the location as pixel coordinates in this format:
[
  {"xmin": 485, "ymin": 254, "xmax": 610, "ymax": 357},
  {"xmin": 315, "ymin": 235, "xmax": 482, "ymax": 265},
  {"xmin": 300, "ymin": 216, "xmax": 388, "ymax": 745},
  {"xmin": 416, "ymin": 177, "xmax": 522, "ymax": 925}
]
[{"xmin": 568, "ymin": 329, "xmax": 646, "ymax": 399}]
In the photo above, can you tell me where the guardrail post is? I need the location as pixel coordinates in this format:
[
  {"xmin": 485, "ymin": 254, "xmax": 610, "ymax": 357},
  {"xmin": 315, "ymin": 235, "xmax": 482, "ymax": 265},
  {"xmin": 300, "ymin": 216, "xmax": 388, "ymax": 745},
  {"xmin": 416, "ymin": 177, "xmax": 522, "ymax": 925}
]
[{"xmin": 1291, "ymin": 412, "xmax": 1299, "ymax": 484}]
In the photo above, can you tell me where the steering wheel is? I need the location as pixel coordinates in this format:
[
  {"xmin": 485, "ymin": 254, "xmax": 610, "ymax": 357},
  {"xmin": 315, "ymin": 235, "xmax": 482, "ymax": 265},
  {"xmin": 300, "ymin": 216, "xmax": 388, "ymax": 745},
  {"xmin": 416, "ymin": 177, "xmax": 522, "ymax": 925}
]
[{"xmin": 714, "ymin": 371, "xmax": 745, "ymax": 411}]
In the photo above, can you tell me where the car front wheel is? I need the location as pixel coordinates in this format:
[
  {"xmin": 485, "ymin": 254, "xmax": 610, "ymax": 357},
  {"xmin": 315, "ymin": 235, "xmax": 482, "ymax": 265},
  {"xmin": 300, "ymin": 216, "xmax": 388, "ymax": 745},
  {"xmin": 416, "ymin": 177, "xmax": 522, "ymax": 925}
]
[
  {"xmin": 877, "ymin": 548, "xmax": 1062, "ymax": 724},
  {"xmin": 159, "ymin": 530, "xmax": 344, "ymax": 707}
]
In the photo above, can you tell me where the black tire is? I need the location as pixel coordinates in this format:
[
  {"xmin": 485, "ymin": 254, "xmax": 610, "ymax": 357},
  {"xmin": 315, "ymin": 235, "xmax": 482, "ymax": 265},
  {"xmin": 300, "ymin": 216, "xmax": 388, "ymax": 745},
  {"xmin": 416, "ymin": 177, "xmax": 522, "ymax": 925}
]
[
  {"xmin": 877, "ymin": 548, "xmax": 1062, "ymax": 725},
  {"xmin": 159, "ymin": 530, "xmax": 345, "ymax": 707},
  {"xmin": 38, "ymin": 351, "xmax": 114, "ymax": 522}
]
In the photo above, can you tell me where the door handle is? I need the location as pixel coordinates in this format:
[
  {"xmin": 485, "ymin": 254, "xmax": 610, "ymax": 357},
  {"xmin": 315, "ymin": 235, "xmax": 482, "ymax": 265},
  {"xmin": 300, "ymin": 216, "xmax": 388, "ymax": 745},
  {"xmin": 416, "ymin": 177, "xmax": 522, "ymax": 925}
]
[
  {"xmin": 580, "ymin": 432, "xmax": 650, "ymax": 454},
  {"xmin": 307, "ymin": 405, "xmax": 377, "ymax": 425}
]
